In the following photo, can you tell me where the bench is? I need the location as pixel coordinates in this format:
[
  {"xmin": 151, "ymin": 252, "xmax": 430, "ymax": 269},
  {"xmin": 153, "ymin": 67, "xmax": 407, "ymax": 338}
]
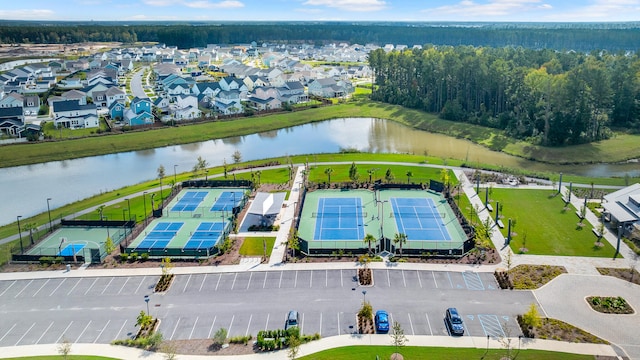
[
  {"xmin": 486, "ymin": 203, "xmax": 493, "ymax": 212},
  {"xmin": 497, "ymin": 220, "xmax": 505, "ymax": 228}
]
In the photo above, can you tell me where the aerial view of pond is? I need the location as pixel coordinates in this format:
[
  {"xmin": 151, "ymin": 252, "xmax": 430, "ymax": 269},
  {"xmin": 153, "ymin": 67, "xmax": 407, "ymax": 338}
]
[{"xmin": 0, "ymin": 117, "xmax": 636, "ymax": 225}]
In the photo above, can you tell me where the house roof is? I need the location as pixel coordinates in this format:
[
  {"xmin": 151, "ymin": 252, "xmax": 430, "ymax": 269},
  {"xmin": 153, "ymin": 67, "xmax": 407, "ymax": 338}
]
[
  {"xmin": 53, "ymin": 100, "xmax": 97, "ymax": 112},
  {"xmin": 0, "ymin": 107, "xmax": 24, "ymax": 117},
  {"xmin": 247, "ymin": 192, "xmax": 286, "ymax": 216},
  {"xmin": 603, "ymin": 183, "xmax": 640, "ymax": 223}
]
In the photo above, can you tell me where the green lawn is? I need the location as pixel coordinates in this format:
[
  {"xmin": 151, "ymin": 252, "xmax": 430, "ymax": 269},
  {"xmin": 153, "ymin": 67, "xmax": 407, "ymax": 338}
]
[
  {"xmin": 298, "ymin": 345, "xmax": 593, "ymax": 360},
  {"xmin": 239, "ymin": 237, "xmax": 276, "ymax": 256},
  {"xmin": 491, "ymin": 189, "xmax": 618, "ymax": 257},
  {"xmin": 307, "ymin": 163, "xmax": 454, "ymax": 185}
]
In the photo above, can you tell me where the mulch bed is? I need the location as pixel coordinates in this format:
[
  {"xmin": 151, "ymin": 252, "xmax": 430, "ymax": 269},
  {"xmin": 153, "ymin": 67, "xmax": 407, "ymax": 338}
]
[
  {"xmin": 495, "ymin": 265, "xmax": 567, "ymax": 290},
  {"xmin": 587, "ymin": 296, "xmax": 634, "ymax": 314},
  {"xmin": 517, "ymin": 316, "xmax": 609, "ymax": 344},
  {"xmin": 597, "ymin": 267, "xmax": 640, "ymax": 286}
]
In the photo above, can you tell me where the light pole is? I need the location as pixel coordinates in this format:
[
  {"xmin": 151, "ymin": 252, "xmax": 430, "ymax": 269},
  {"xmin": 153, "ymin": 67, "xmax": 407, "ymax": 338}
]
[
  {"xmin": 144, "ymin": 295, "xmax": 150, "ymax": 315},
  {"xmin": 174, "ymin": 164, "xmax": 178, "ymax": 184},
  {"xmin": 16, "ymin": 216, "xmax": 23, "ymax": 254},
  {"xmin": 362, "ymin": 289, "xmax": 367, "ymax": 304},
  {"xmin": 46, "ymin": 198, "xmax": 53, "ymax": 232},
  {"xmin": 143, "ymin": 192, "xmax": 148, "ymax": 226},
  {"xmin": 123, "ymin": 209, "xmax": 128, "ymax": 221},
  {"xmin": 126, "ymin": 198, "xmax": 131, "ymax": 222}
]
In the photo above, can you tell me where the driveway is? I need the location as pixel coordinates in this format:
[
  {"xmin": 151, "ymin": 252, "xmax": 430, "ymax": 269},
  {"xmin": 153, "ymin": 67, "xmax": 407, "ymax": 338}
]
[{"xmin": 534, "ymin": 274, "xmax": 640, "ymax": 359}]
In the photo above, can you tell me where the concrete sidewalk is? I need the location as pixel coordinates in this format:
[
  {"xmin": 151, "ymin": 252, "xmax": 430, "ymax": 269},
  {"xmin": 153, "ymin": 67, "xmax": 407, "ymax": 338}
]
[{"xmin": 0, "ymin": 334, "xmax": 619, "ymax": 359}]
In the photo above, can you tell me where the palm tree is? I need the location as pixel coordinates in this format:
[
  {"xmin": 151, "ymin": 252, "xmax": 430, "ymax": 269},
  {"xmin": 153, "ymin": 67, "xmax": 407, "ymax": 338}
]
[
  {"xmin": 23, "ymin": 222, "xmax": 37, "ymax": 245},
  {"xmin": 406, "ymin": 171, "xmax": 413, "ymax": 184},
  {"xmin": 157, "ymin": 164, "xmax": 165, "ymax": 201},
  {"xmin": 363, "ymin": 233, "xmax": 376, "ymax": 255},
  {"xmin": 324, "ymin": 167, "xmax": 334, "ymax": 184},
  {"xmin": 367, "ymin": 168, "xmax": 378, "ymax": 183},
  {"xmin": 393, "ymin": 233, "xmax": 408, "ymax": 257}
]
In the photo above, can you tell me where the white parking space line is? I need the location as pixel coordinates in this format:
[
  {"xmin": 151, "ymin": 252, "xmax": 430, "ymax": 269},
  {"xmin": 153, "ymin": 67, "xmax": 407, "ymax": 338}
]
[
  {"xmin": 94, "ymin": 320, "xmax": 111, "ymax": 343},
  {"xmin": 279, "ymin": 271, "xmax": 283, "ymax": 288},
  {"xmin": 56, "ymin": 321, "xmax": 74, "ymax": 343},
  {"xmin": 247, "ymin": 273, "xmax": 253, "ymax": 290},
  {"xmin": 14, "ymin": 323, "xmax": 35, "ymax": 346},
  {"xmin": 199, "ymin": 274, "xmax": 207, "ymax": 292},
  {"xmin": 408, "ymin": 313, "xmax": 415, "ymax": 335},
  {"xmin": 231, "ymin": 273, "xmax": 238, "ymax": 290},
  {"xmin": 294, "ymin": 271, "xmax": 299, "ymax": 288},
  {"xmin": 432, "ymin": 272, "xmax": 438, "ymax": 288},
  {"xmin": 75, "ymin": 321, "xmax": 92, "ymax": 343},
  {"xmin": 101, "ymin": 278, "xmax": 115, "ymax": 295},
  {"xmin": 14, "ymin": 279, "xmax": 33, "ymax": 298},
  {"xmin": 228, "ymin": 315, "xmax": 235, "ymax": 336},
  {"xmin": 84, "ymin": 278, "xmax": 98, "ymax": 296},
  {"xmin": 325, "ymin": 270, "xmax": 328, "ymax": 287},
  {"xmin": 114, "ymin": 320, "xmax": 127, "ymax": 341},
  {"xmin": 337, "ymin": 313, "xmax": 340, "ymax": 336},
  {"xmin": 67, "ymin": 279, "xmax": 82, "ymax": 296},
  {"xmin": 215, "ymin": 274, "xmax": 222, "ymax": 291},
  {"xmin": 319, "ymin": 313, "xmax": 323, "ymax": 336},
  {"xmin": 301, "ymin": 313, "xmax": 304, "ymax": 335},
  {"xmin": 183, "ymin": 274, "xmax": 192, "ymax": 293},
  {"xmin": 0, "ymin": 324, "xmax": 17, "ymax": 343},
  {"xmin": 170, "ymin": 318, "xmax": 181, "ymax": 340},
  {"xmin": 309, "ymin": 271, "xmax": 313, "ymax": 288},
  {"xmin": 134, "ymin": 276, "xmax": 146, "ymax": 294},
  {"xmin": 263, "ymin": 272, "xmax": 268, "ymax": 289},
  {"xmin": 340, "ymin": 270, "xmax": 343, "ymax": 287},
  {"xmin": 0, "ymin": 281, "xmax": 16, "ymax": 297},
  {"xmin": 36, "ymin": 321, "xmax": 54, "ymax": 344},
  {"xmin": 207, "ymin": 316, "xmax": 217, "ymax": 339},
  {"xmin": 117, "ymin": 277, "xmax": 130, "ymax": 295},
  {"xmin": 417, "ymin": 270, "xmax": 422, "ymax": 288},
  {"xmin": 425, "ymin": 313, "xmax": 433, "ymax": 335},
  {"xmin": 245, "ymin": 314, "xmax": 252, "ymax": 337},
  {"xmin": 264, "ymin": 314, "xmax": 270, "ymax": 331},
  {"xmin": 49, "ymin": 279, "xmax": 67, "ymax": 296},
  {"xmin": 33, "ymin": 279, "xmax": 51, "ymax": 297},
  {"xmin": 189, "ymin": 317, "xmax": 199, "ymax": 340},
  {"xmin": 402, "ymin": 270, "xmax": 407, "ymax": 287},
  {"xmin": 387, "ymin": 270, "xmax": 391, "ymax": 287},
  {"xmin": 447, "ymin": 272, "xmax": 453, "ymax": 288}
]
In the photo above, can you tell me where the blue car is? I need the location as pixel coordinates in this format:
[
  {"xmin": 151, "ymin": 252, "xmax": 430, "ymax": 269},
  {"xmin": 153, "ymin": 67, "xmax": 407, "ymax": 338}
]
[
  {"xmin": 375, "ymin": 310, "xmax": 390, "ymax": 333},
  {"xmin": 445, "ymin": 307, "xmax": 465, "ymax": 336}
]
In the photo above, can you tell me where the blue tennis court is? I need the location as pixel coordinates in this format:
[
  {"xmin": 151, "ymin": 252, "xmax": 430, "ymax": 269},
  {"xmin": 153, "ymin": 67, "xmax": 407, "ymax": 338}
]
[
  {"xmin": 391, "ymin": 197, "xmax": 451, "ymax": 241},
  {"xmin": 314, "ymin": 197, "xmax": 365, "ymax": 241},
  {"xmin": 57, "ymin": 243, "xmax": 85, "ymax": 256},
  {"xmin": 210, "ymin": 191, "xmax": 244, "ymax": 211},
  {"xmin": 184, "ymin": 222, "xmax": 224, "ymax": 250},
  {"xmin": 136, "ymin": 222, "xmax": 184, "ymax": 249},
  {"xmin": 172, "ymin": 191, "xmax": 208, "ymax": 212}
]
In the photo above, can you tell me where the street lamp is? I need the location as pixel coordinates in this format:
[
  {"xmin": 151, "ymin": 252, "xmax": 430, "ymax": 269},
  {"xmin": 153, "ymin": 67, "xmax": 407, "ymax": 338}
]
[
  {"xmin": 173, "ymin": 164, "xmax": 178, "ymax": 184},
  {"xmin": 16, "ymin": 215, "xmax": 23, "ymax": 254},
  {"xmin": 144, "ymin": 295, "xmax": 150, "ymax": 315},
  {"xmin": 126, "ymin": 198, "xmax": 132, "ymax": 221},
  {"xmin": 46, "ymin": 198, "xmax": 53, "ymax": 232},
  {"xmin": 123, "ymin": 209, "xmax": 128, "ymax": 221},
  {"xmin": 143, "ymin": 192, "xmax": 148, "ymax": 226}
]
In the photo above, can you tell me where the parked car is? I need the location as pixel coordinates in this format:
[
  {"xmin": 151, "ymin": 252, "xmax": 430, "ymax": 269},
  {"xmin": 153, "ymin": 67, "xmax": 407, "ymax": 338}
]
[
  {"xmin": 285, "ymin": 310, "xmax": 299, "ymax": 330},
  {"xmin": 445, "ymin": 307, "xmax": 464, "ymax": 336},
  {"xmin": 375, "ymin": 310, "xmax": 390, "ymax": 333}
]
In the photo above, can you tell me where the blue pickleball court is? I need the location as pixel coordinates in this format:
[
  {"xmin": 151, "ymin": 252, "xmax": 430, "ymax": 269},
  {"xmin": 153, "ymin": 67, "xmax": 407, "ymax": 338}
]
[
  {"xmin": 391, "ymin": 197, "xmax": 451, "ymax": 241},
  {"xmin": 313, "ymin": 197, "xmax": 365, "ymax": 241}
]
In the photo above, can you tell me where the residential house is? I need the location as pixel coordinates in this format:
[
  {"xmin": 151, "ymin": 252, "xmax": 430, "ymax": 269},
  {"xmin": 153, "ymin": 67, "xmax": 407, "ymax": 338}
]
[
  {"xmin": 246, "ymin": 95, "xmax": 281, "ymax": 111},
  {"xmin": 52, "ymin": 99, "xmax": 99, "ymax": 129},
  {"xmin": 215, "ymin": 90, "xmax": 243, "ymax": 115},
  {"xmin": 0, "ymin": 107, "xmax": 25, "ymax": 137},
  {"xmin": 0, "ymin": 92, "xmax": 24, "ymax": 108},
  {"xmin": 105, "ymin": 87, "xmax": 126, "ymax": 108},
  {"xmin": 307, "ymin": 78, "xmax": 353, "ymax": 98},
  {"xmin": 23, "ymin": 95, "xmax": 40, "ymax": 116},
  {"xmin": 276, "ymin": 81, "xmax": 307, "ymax": 104},
  {"xmin": 108, "ymin": 100, "xmax": 126, "ymax": 121},
  {"xmin": 243, "ymin": 75, "xmax": 269, "ymax": 91},
  {"xmin": 124, "ymin": 97, "xmax": 154, "ymax": 126},
  {"xmin": 168, "ymin": 94, "xmax": 201, "ymax": 121}
]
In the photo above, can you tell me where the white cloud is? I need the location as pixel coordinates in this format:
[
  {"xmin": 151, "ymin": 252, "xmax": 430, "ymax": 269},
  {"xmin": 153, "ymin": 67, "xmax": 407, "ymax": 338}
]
[
  {"xmin": 141, "ymin": 0, "xmax": 180, "ymax": 5},
  {"xmin": 547, "ymin": 0, "xmax": 640, "ymax": 21},
  {"xmin": 185, "ymin": 1, "xmax": 244, "ymax": 9},
  {"xmin": 0, "ymin": 9, "xmax": 55, "ymax": 20},
  {"xmin": 303, "ymin": 0, "xmax": 387, "ymax": 12},
  {"xmin": 423, "ymin": 0, "xmax": 552, "ymax": 18}
]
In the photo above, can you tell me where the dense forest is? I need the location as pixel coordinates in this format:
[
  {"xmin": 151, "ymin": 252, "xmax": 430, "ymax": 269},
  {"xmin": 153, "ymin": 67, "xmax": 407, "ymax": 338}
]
[
  {"xmin": 0, "ymin": 22, "xmax": 640, "ymax": 51},
  {"xmin": 369, "ymin": 46, "xmax": 640, "ymax": 146}
]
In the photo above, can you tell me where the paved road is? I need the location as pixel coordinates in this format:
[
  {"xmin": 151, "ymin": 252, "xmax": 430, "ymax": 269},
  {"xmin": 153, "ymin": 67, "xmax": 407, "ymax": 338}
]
[
  {"xmin": 129, "ymin": 67, "xmax": 147, "ymax": 99},
  {"xmin": 0, "ymin": 269, "xmax": 534, "ymax": 347}
]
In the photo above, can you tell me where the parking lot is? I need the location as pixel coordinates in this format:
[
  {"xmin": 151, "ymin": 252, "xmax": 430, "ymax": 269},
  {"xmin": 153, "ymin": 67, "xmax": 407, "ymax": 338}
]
[{"xmin": 0, "ymin": 269, "xmax": 532, "ymax": 346}]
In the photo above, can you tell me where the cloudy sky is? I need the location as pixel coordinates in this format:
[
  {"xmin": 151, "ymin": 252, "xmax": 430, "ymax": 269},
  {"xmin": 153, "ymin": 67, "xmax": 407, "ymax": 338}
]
[{"xmin": 1, "ymin": 0, "xmax": 639, "ymax": 22}]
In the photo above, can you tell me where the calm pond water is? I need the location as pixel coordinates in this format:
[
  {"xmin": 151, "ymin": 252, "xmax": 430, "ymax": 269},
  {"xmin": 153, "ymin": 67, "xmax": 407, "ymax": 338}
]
[{"xmin": 0, "ymin": 117, "xmax": 637, "ymax": 226}]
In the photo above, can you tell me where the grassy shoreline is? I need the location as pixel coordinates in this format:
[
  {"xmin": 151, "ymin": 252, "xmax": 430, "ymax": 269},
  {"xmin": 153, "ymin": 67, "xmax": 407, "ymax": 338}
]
[{"xmin": 3, "ymin": 100, "xmax": 640, "ymax": 169}]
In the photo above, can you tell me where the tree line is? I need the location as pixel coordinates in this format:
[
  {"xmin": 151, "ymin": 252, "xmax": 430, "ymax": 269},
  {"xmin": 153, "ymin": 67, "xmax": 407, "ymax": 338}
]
[
  {"xmin": 0, "ymin": 22, "xmax": 640, "ymax": 51},
  {"xmin": 368, "ymin": 46, "xmax": 640, "ymax": 146}
]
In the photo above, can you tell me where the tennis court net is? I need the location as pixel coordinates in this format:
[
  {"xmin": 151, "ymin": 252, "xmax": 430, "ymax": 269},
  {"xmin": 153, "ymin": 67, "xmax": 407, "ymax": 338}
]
[
  {"xmin": 312, "ymin": 212, "xmax": 368, "ymax": 218},
  {"xmin": 390, "ymin": 211, "xmax": 446, "ymax": 219}
]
